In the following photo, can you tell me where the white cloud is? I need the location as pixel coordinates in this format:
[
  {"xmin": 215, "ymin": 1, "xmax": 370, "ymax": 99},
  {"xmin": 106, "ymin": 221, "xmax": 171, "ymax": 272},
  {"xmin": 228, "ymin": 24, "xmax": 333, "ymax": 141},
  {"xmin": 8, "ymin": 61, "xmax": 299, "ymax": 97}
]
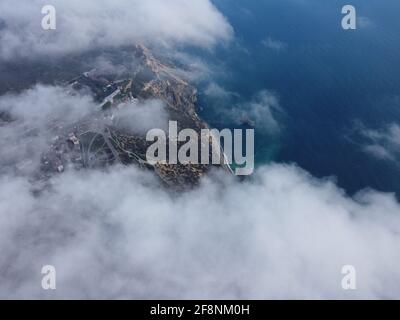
[
  {"xmin": 232, "ymin": 90, "xmax": 282, "ymax": 134},
  {"xmin": 364, "ymin": 145, "xmax": 394, "ymax": 161},
  {"xmin": 0, "ymin": 85, "xmax": 96, "ymax": 124},
  {"xmin": 0, "ymin": 162, "xmax": 400, "ymax": 299},
  {"xmin": 203, "ymin": 89, "xmax": 282, "ymax": 134},
  {"xmin": 0, "ymin": 85, "xmax": 97, "ymax": 176},
  {"xmin": 358, "ymin": 123, "xmax": 400, "ymax": 162},
  {"xmin": 114, "ymin": 99, "xmax": 169, "ymax": 134},
  {"xmin": 164, "ymin": 51, "xmax": 216, "ymax": 83},
  {"xmin": 204, "ymin": 82, "xmax": 238, "ymax": 99},
  {"xmin": 357, "ymin": 16, "xmax": 373, "ymax": 29},
  {"xmin": 261, "ymin": 37, "xmax": 287, "ymax": 52},
  {"xmin": 0, "ymin": 0, "xmax": 233, "ymax": 61}
]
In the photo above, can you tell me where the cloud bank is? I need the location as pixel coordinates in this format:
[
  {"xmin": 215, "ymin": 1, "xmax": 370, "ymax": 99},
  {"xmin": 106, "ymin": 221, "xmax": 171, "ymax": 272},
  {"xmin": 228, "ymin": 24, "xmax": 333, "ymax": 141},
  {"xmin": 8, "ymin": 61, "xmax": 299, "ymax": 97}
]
[
  {"xmin": 0, "ymin": 0, "xmax": 233, "ymax": 60},
  {"xmin": 1, "ymin": 163, "xmax": 400, "ymax": 299}
]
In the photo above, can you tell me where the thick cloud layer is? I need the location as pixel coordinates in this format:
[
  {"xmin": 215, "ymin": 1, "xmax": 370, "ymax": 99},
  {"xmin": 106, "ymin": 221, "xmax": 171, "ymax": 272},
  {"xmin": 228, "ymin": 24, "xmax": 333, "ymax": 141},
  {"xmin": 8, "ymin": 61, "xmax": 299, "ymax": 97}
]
[
  {"xmin": 0, "ymin": 86, "xmax": 400, "ymax": 299},
  {"xmin": 0, "ymin": 0, "xmax": 233, "ymax": 60},
  {"xmin": 1, "ymin": 163, "xmax": 400, "ymax": 299}
]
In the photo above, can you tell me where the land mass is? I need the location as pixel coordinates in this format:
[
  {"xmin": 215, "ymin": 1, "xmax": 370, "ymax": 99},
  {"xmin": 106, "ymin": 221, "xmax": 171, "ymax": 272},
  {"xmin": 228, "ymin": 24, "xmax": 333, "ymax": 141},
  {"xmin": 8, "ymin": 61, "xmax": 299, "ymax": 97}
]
[{"xmin": 37, "ymin": 45, "xmax": 231, "ymax": 188}]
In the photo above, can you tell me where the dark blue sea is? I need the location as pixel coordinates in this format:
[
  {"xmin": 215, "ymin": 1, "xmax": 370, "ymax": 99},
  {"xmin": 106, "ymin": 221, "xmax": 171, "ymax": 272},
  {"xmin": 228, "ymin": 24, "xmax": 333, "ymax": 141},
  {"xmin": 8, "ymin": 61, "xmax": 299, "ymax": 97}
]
[{"xmin": 194, "ymin": 0, "xmax": 400, "ymax": 195}]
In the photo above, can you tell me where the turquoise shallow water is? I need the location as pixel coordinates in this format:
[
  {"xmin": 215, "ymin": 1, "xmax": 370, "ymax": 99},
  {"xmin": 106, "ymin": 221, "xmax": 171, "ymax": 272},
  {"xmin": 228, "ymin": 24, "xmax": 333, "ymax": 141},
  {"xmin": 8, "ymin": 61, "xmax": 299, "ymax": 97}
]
[{"xmin": 195, "ymin": 0, "xmax": 400, "ymax": 195}]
